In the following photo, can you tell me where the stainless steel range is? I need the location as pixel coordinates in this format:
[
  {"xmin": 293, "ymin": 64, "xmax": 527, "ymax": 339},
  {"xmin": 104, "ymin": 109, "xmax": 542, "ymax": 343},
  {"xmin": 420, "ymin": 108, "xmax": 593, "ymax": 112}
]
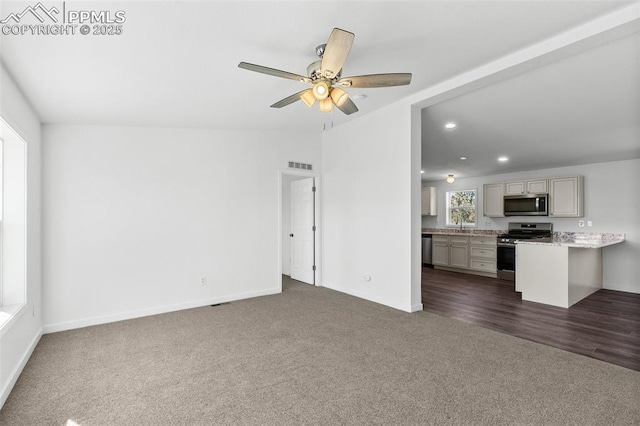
[{"xmin": 496, "ymin": 222, "xmax": 553, "ymax": 282}]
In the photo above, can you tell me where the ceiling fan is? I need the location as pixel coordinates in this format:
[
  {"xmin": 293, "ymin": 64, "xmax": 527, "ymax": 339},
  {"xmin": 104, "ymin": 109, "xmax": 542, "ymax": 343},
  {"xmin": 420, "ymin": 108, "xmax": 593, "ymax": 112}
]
[{"xmin": 238, "ymin": 28, "xmax": 412, "ymax": 115}]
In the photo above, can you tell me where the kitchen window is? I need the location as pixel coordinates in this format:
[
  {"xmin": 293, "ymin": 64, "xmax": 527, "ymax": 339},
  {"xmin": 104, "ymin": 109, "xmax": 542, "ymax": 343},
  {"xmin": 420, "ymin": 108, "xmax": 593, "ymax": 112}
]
[{"xmin": 446, "ymin": 189, "xmax": 476, "ymax": 227}]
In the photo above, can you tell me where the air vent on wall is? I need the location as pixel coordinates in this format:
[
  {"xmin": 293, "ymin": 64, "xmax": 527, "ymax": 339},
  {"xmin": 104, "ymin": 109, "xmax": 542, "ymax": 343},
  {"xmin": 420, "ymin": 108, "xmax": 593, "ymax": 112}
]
[{"xmin": 288, "ymin": 161, "xmax": 313, "ymax": 171}]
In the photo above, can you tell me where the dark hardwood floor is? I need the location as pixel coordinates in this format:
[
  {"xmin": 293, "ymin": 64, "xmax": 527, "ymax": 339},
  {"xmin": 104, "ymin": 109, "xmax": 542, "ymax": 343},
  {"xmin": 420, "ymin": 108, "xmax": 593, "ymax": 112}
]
[{"xmin": 422, "ymin": 266, "xmax": 640, "ymax": 371}]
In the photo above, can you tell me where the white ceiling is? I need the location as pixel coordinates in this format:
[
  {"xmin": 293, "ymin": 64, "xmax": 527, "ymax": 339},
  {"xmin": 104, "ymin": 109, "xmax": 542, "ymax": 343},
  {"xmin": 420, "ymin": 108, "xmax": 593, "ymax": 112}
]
[
  {"xmin": 421, "ymin": 31, "xmax": 640, "ymax": 181},
  {"xmin": 1, "ymin": 1, "xmax": 638, "ymax": 177}
]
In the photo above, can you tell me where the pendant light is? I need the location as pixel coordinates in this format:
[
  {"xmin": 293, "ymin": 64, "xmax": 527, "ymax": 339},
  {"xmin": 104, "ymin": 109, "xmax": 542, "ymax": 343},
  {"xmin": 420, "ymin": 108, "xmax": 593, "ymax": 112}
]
[{"xmin": 446, "ymin": 174, "xmax": 455, "ymax": 183}]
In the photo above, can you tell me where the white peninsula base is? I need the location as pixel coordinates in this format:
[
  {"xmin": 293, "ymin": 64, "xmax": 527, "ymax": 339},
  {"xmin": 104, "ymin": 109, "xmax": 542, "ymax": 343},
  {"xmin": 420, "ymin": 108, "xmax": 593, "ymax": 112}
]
[{"xmin": 515, "ymin": 244, "xmax": 603, "ymax": 308}]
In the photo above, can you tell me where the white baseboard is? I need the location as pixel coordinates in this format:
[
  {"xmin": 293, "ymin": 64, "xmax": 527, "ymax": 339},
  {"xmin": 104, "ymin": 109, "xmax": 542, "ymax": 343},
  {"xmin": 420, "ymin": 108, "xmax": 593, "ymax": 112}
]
[
  {"xmin": 410, "ymin": 303, "xmax": 424, "ymax": 313},
  {"xmin": 0, "ymin": 327, "xmax": 42, "ymax": 409},
  {"xmin": 321, "ymin": 282, "xmax": 415, "ymax": 313},
  {"xmin": 42, "ymin": 288, "xmax": 281, "ymax": 334}
]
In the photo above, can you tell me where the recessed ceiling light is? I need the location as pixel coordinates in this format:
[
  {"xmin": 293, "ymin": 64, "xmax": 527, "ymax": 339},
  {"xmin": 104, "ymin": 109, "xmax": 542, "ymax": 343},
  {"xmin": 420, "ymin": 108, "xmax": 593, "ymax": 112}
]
[
  {"xmin": 498, "ymin": 156, "xmax": 509, "ymax": 162},
  {"xmin": 444, "ymin": 122, "xmax": 457, "ymax": 130},
  {"xmin": 460, "ymin": 156, "xmax": 467, "ymax": 160}
]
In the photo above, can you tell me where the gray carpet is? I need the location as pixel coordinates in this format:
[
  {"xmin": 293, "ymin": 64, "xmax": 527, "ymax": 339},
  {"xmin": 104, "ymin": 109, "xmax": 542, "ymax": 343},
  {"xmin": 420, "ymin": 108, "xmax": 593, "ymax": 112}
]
[{"xmin": 1, "ymin": 277, "xmax": 639, "ymax": 425}]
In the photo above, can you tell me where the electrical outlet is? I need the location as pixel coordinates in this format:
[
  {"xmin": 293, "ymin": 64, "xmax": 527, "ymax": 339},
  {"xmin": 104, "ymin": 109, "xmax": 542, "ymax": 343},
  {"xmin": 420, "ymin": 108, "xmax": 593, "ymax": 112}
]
[
  {"xmin": 587, "ymin": 221, "xmax": 593, "ymax": 227},
  {"xmin": 578, "ymin": 220, "xmax": 585, "ymax": 227},
  {"xmin": 200, "ymin": 276, "xmax": 208, "ymax": 286}
]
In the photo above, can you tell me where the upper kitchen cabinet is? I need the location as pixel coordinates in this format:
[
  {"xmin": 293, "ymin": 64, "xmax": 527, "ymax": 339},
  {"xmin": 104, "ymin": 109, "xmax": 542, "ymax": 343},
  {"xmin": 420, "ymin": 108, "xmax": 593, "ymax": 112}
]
[
  {"xmin": 549, "ymin": 176, "xmax": 584, "ymax": 217},
  {"xmin": 504, "ymin": 179, "xmax": 548, "ymax": 195},
  {"xmin": 422, "ymin": 186, "xmax": 437, "ymax": 216},
  {"xmin": 483, "ymin": 183, "xmax": 504, "ymax": 217}
]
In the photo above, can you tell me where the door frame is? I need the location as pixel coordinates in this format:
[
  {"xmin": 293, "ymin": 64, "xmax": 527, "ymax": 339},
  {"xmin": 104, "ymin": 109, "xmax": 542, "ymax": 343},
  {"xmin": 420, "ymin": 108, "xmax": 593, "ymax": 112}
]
[{"xmin": 277, "ymin": 169, "xmax": 321, "ymax": 292}]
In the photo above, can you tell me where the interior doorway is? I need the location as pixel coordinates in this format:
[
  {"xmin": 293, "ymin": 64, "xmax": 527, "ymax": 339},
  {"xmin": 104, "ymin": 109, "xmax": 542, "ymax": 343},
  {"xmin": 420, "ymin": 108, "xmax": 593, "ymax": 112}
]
[{"xmin": 279, "ymin": 170, "xmax": 319, "ymax": 290}]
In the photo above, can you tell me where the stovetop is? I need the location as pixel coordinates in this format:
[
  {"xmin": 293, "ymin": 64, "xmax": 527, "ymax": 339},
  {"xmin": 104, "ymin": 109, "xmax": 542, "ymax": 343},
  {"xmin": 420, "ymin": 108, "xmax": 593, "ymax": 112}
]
[
  {"xmin": 498, "ymin": 222, "xmax": 553, "ymax": 243},
  {"xmin": 498, "ymin": 235, "xmax": 553, "ymax": 242}
]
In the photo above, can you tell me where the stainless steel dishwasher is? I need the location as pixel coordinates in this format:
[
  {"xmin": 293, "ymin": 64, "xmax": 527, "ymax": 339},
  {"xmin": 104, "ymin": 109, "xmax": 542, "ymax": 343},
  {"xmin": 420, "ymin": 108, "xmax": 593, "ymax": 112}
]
[{"xmin": 422, "ymin": 233, "xmax": 433, "ymax": 266}]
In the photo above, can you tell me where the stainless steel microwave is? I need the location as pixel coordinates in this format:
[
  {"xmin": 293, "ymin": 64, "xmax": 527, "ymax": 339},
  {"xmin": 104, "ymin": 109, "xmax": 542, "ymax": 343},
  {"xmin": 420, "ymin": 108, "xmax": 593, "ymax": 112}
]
[{"xmin": 503, "ymin": 193, "xmax": 548, "ymax": 216}]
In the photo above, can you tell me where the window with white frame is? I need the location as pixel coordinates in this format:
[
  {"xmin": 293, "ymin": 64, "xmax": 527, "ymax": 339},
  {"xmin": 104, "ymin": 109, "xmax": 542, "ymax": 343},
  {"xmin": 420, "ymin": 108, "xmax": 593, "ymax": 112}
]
[
  {"xmin": 0, "ymin": 118, "xmax": 27, "ymax": 328},
  {"xmin": 446, "ymin": 189, "xmax": 476, "ymax": 227}
]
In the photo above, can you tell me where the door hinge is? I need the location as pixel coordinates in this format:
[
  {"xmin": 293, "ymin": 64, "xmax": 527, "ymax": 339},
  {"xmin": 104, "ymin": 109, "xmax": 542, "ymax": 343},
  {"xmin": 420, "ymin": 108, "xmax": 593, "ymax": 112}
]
[
  {"xmin": 312, "ymin": 186, "xmax": 316, "ymax": 192},
  {"xmin": 312, "ymin": 225, "xmax": 316, "ymax": 232},
  {"xmin": 312, "ymin": 265, "xmax": 316, "ymax": 271}
]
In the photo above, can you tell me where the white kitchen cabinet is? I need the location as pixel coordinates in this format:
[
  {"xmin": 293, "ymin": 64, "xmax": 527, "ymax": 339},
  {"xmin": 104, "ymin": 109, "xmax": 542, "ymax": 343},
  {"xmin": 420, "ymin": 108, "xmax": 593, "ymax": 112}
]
[
  {"xmin": 432, "ymin": 236, "xmax": 450, "ymax": 266},
  {"xmin": 432, "ymin": 236, "xmax": 468, "ymax": 269},
  {"xmin": 483, "ymin": 183, "xmax": 504, "ymax": 217},
  {"xmin": 468, "ymin": 237, "xmax": 497, "ymax": 273},
  {"xmin": 549, "ymin": 176, "xmax": 584, "ymax": 217},
  {"xmin": 504, "ymin": 179, "xmax": 548, "ymax": 195},
  {"xmin": 421, "ymin": 186, "xmax": 437, "ymax": 216},
  {"xmin": 431, "ymin": 234, "xmax": 496, "ymax": 277},
  {"xmin": 450, "ymin": 241, "xmax": 469, "ymax": 269}
]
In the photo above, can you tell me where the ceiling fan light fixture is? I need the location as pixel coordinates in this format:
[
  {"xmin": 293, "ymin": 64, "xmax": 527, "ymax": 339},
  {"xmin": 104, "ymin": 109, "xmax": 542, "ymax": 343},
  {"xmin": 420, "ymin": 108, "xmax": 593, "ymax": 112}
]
[
  {"xmin": 300, "ymin": 89, "xmax": 316, "ymax": 108},
  {"xmin": 313, "ymin": 81, "xmax": 329, "ymax": 100},
  {"xmin": 446, "ymin": 174, "xmax": 455, "ymax": 183},
  {"xmin": 330, "ymin": 87, "xmax": 349, "ymax": 107},
  {"xmin": 319, "ymin": 97, "xmax": 334, "ymax": 112}
]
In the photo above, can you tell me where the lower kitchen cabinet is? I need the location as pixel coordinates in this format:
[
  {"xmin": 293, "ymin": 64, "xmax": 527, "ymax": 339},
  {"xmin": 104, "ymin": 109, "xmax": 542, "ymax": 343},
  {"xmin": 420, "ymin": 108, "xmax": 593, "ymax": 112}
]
[
  {"xmin": 431, "ymin": 235, "xmax": 496, "ymax": 278},
  {"xmin": 432, "ymin": 236, "xmax": 450, "ymax": 266},
  {"xmin": 449, "ymin": 237, "xmax": 469, "ymax": 269},
  {"xmin": 432, "ymin": 236, "xmax": 469, "ymax": 268},
  {"xmin": 468, "ymin": 237, "xmax": 497, "ymax": 274}
]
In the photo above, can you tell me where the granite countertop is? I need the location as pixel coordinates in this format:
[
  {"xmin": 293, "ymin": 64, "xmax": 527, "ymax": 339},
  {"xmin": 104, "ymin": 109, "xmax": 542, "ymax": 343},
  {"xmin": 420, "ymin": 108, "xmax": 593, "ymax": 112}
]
[
  {"xmin": 422, "ymin": 228, "xmax": 505, "ymax": 237},
  {"xmin": 516, "ymin": 232, "xmax": 626, "ymax": 249}
]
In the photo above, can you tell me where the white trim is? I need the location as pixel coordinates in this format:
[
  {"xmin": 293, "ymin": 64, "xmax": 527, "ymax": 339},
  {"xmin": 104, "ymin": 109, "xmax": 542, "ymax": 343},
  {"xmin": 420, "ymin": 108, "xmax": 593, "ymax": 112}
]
[
  {"xmin": 410, "ymin": 304, "xmax": 424, "ymax": 313},
  {"xmin": 42, "ymin": 288, "xmax": 279, "ymax": 334},
  {"xmin": 0, "ymin": 303, "xmax": 26, "ymax": 338},
  {"xmin": 0, "ymin": 326, "xmax": 42, "ymax": 409},
  {"xmin": 322, "ymin": 281, "xmax": 415, "ymax": 313},
  {"xmin": 0, "ymin": 117, "xmax": 29, "ymax": 309}
]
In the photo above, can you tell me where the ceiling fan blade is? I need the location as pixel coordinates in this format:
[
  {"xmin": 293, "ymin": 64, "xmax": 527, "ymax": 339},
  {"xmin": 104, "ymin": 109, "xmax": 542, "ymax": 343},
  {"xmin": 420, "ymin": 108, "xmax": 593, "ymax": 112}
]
[
  {"xmin": 270, "ymin": 89, "xmax": 309, "ymax": 108},
  {"xmin": 337, "ymin": 73, "xmax": 412, "ymax": 88},
  {"xmin": 238, "ymin": 62, "xmax": 310, "ymax": 83},
  {"xmin": 321, "ymin": 28, "xmax": 355, "ymax": 79},
  {"xmin": 337, "ymin": 98, "xmax": 359, "ymax": 115}
]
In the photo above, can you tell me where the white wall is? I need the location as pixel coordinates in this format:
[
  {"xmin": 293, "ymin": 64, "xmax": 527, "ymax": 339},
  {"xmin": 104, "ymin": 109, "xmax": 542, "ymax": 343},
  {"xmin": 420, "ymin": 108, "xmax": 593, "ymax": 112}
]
[
  {"xmin": 0, "ymin": 64, "xmax": 42, "ymax": 408},
  {"xmin": 421, "ymin": 158, "xmax": 640, "ymax": 293},
  {"xmin": 42, "ymin": 125, "xmax": 320, "ymax": 332},
  {"xmin": 321, "ymin": 102, "xmax": 421, "ymax": 312}
]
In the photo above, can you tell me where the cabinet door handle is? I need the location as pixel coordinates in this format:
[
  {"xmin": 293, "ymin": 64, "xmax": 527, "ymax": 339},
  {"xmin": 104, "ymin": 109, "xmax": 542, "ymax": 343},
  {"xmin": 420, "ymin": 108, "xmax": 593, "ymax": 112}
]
[{"xmin": 289, "ymin": 234, "xmax": 294, "ymax": 237}]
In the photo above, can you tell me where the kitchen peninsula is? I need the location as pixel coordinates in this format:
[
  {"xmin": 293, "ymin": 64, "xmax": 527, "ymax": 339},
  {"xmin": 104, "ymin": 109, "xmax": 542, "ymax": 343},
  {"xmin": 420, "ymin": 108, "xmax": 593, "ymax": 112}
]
[{"xmin": 515, "ymin": 232, "xmax": 625, "ymax": 308}]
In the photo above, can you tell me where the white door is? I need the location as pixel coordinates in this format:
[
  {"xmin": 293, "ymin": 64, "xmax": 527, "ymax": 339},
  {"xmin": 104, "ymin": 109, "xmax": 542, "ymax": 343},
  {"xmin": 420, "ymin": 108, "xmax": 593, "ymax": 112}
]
[{"xmin": 290, "ymin": 178, "xmax": 315, "ymax": 284}]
